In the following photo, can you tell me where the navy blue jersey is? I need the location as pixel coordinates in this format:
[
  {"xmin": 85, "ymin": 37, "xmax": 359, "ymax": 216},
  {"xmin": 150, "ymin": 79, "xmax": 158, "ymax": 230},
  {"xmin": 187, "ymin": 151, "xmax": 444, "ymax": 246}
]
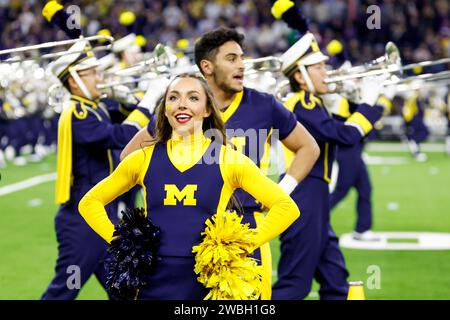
[{"xmin": 144, "ymin": 141, "xmax": 223, "ymax": 257}]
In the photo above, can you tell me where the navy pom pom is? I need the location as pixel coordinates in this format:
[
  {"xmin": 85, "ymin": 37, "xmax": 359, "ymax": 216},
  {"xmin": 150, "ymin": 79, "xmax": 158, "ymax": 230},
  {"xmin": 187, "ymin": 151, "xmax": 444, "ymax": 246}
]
[
  {"xmin": 51, "ymin": 9, "xmax": 82, "ymax": 39},
  {"xmin": 104, "ymin": 208, "xmax": 160, "ymax": 300},
  {"xmin": 281, "ymin": 5, "xmax": 309, "ymax": 36}
]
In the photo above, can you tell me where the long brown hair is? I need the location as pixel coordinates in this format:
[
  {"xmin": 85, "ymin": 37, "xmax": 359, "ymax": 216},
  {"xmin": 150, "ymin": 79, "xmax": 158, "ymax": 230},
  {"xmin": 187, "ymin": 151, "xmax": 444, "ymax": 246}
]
[{"xmin": 153, "ymin": 73, "xmax": 227, "ymax": 145}]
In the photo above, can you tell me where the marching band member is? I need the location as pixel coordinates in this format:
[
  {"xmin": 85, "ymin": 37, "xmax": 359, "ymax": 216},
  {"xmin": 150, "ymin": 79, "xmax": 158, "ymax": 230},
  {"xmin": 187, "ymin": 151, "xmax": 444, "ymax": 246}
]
[
  {"xmin": 41, "ymin": 39, "xmax": 155, "ymax": 300},
  {"xmin": 402, "ymin": 88, "xmax": 429, "ymax": 162},
  {"xmin": 273, "ymin": 32, "xmax": 385, "ymax": 300},
  {"xmin": 79, "ymin": 73, "xmax": 300, "ymax": 299}
]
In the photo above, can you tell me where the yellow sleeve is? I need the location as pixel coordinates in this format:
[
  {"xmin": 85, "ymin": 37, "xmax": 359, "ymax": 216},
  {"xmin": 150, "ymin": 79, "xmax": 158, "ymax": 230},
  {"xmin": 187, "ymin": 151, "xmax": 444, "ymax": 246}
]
[
  {"xmin": 78, "ymin": 147, "xmax": 152, "ymax": 243},
  {"xmin": 222, "ymin": 146, "xmax": 300, "ymax": 248}
]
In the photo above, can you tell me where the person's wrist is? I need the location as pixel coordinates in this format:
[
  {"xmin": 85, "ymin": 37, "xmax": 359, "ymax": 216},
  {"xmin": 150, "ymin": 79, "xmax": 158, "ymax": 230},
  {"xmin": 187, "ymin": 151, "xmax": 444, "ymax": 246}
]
[{"xmin": 278, "ymin": 174, "xmax": 298, "ymax": 195}]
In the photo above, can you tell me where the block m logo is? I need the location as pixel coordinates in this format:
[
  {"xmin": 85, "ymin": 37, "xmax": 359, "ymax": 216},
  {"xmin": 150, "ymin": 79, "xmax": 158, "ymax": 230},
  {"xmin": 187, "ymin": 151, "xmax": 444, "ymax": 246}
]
[{"xmin": 163, "ymin": 184, "xmax": 198, "ymax": 206}]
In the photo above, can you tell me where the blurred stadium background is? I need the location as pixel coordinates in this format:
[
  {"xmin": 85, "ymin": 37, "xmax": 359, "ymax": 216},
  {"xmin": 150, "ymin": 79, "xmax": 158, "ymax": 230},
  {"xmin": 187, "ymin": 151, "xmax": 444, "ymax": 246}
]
[{"xmin": 0, "ymin": 0, "xmax": 449, "ymax": 300}]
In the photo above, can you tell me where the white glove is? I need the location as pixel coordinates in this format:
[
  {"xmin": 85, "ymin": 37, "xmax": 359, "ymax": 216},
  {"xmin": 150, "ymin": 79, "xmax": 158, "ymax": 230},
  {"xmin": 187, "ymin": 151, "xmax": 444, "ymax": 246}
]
[
  {"xmin": 358, "ymin": 75, "xmax": 384, "ymax": 106},
  {"xmin": 338, "ymin": 79, "xmax": 360, "ymax": 103},
  {"xmin": 105, "ymin": 84, "xmax": 139, "ymax": 105},
  {"xmin": 382, "ymin": 83, "xmax": 397, "ymax": 100},
  {"xmin": 278, "ymin": 174, "xmax": 298, "ymax": 195},
  {"xmin": 320, "ymin": 93, "xmax": 343, "ymax": 115},
  {"xmin": 138, "ymin": 76, "xmax": 170, "ymax": 114}
]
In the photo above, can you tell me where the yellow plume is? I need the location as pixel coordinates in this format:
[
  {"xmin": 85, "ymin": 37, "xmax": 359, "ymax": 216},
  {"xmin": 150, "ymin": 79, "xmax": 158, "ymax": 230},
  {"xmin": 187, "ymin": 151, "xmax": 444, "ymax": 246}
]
[{"xmin": 42, "ymin": 0, "xmax": 64, "ymax": 22}]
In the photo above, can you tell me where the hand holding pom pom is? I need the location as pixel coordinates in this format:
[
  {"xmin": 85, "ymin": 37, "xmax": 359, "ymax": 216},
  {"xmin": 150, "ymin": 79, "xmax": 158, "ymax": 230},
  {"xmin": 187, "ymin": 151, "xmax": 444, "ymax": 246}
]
[
  {"xmin": 104, "ymin": 208, "xmax": 160, "ymax": 300},
  {"xmin": 192, "ymin": 211, "xmax": 262, "ymax": 300}
]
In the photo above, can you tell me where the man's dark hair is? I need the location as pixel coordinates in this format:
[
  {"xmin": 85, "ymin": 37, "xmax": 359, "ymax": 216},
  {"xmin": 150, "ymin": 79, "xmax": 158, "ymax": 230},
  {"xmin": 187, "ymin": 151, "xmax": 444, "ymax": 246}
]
[{"xmin": 194, "ymin": 27, "xmax": 245, "ymax": 74}]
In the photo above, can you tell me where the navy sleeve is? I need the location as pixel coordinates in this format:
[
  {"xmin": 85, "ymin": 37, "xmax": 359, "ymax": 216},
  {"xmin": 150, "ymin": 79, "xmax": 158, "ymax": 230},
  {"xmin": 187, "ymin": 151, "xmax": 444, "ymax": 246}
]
[
  {"xmin": 146, "ymin": 115, "xmax": 156, "ymax": 136},
  {"xmin": 294, "ymin": 103, "xmax": 365, "ymax": 147},
  {"xmin": 272, "ymin": 96, "xmax": 298, "ymax": 140},
  {"xmin": 72, "ymin": 110, "xmax": 140, "ymax": 149}
]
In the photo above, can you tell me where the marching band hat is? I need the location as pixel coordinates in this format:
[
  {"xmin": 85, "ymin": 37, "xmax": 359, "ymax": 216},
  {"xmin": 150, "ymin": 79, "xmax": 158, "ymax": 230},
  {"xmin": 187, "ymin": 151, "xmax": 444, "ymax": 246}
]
[
  {"xmin": 49, "ymin": 39, "xmax": 100, "ymax": 83},
  {"xmin": 280, "ymin": 33, "xmax": 329, "ymax": 78}
]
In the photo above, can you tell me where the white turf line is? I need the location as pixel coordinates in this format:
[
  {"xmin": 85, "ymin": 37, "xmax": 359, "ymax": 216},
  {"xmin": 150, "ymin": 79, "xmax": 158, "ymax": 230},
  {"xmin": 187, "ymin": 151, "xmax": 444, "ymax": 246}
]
[
  {"xmin": 0, "ymin": 172, "xmax": 56, "ymax": 197},
  {"xmin": 366, "ymin": 142, "xmax": 444, "ymax": 152}
]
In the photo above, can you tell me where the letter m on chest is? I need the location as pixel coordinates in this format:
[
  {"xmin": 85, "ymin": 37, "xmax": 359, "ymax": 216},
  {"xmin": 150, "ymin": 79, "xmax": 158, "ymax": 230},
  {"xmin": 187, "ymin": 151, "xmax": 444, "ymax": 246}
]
[{"xmin": 163, "ymin": 184, "xmax": 198, "ymax": 206}]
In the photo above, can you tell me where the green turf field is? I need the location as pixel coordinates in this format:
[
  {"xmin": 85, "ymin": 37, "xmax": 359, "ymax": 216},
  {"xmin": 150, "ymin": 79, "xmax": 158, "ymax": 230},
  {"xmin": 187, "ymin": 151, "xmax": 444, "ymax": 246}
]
[{"xmin": 1, "ymin": 142, "xmax": 449, "ymax": 300}]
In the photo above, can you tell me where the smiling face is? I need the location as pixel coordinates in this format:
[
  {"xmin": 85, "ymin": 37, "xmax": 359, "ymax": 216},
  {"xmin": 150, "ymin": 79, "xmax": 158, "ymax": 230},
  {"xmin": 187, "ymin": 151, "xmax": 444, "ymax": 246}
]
[
  {"xmin": 164, "ymin": 77, "xmax": 211, "ymax": 136},
  {"xmin": 201, "ymin": 40, "xmax": 245, "ymax": 94}
]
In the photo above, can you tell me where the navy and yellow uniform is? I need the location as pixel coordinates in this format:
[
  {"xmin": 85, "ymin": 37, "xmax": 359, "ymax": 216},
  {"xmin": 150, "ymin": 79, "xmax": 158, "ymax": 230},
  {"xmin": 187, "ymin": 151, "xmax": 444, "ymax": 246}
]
[
  {"xmin": 272, "ymin": 91, "xmax": 383, "ymax": 300},
  {"xmin": 41, "ymin": 95, "xmax": 151, "ymax": 300},
  {"xmin": 146, "ymin": 87, "xmax": 297, "ymax": 298},
  {"xmin": 402, "ymin": 93, "xmax": 429, "ymax": 147},
  {"xmin": 78, "ymin": 134, "xmax": 300, "ymax": 300},
  {"xmin": 329, "ymin": 97, "xmax": 378, "ymax": 234}
]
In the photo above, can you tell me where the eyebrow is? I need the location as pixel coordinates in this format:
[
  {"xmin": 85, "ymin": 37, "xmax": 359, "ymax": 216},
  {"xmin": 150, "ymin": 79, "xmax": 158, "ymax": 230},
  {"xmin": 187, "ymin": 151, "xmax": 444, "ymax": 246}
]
[
  {"xmin": 224, "ymin": 53, "xmax": 244, "ymax": 58},
  {"xmin": 168, "ymin": 90, "xmax": 201, "ymax": 95}
]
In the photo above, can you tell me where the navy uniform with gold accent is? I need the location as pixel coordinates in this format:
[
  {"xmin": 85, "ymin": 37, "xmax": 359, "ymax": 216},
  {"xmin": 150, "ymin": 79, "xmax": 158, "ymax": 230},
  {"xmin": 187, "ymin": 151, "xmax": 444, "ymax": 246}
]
[
  {"xmin": 41, "ymin": 40, "xmax": 152, "ymax": 300},
  {"xmin": 329, "ymin": 97, "xmax": 380, "ymax": 235},
  {"xmin": 273, "ymin": 34, "xmax": 384, "ymax": 300},
  {"xmin": 402, "ymin": 92, "xmax": 429, "ymax": 159}
]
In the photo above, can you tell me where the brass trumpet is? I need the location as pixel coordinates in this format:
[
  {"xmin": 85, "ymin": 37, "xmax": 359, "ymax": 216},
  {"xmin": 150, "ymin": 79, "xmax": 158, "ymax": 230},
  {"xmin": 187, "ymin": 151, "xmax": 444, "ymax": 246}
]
[
  {"xmin": 325, "ymin": 42, "xmax": 402, "ymax": 91},
  {"xmin": 243, "ymin": 56, "xmax": 283, "ymax": 75}
]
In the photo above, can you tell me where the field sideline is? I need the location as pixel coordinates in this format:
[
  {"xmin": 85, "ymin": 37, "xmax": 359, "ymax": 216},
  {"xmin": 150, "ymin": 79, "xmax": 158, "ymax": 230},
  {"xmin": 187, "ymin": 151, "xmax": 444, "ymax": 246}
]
[{"xmin": 0, "ymin": 142, "xmax": 449, "ymax": 300}]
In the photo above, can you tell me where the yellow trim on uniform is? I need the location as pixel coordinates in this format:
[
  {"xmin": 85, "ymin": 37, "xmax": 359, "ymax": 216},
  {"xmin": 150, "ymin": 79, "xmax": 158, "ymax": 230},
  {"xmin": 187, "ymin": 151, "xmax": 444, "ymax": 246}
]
[
  {"xmin": 125, "ymin": 108, "xmax": 150, "ymax": 128},
  {"xmin": 377, "ymin": 95, "xmax": 393, "ymax": 114},
  {"xmin": 221, "ymin": 90, "xmax": 244, "ymax": 123},
  {"xmin": 253, "ymin": 211, "xmax": 272, "ymax": 300},
  {"xmin": 55, "ymin": 103, "xmax": 76, "ymax": 204},
  {"xmin": 299, "ymin": 91, "xmax": 317, "ymax": 110},
  {"xmin": 259, "ymin": 128, "xmax": 273, "ymax": 175},
  {"xmin": 337, "ymin": 98, "xmax": 350, "ymax": 118},
  {"xmin": 285, "ymin": 92, "xmax": 301, "ymax": 112},
  {"xmin": 323, "ymin": 143, "xmax": 331, "ymax": 183},
  {"xmin": 71, "ymin": 95, "xmax": 98, "ymax": 109},
  {"xmin": 346, "ymin": 112, "xmax": 373, "ymax": 134},
  {"xmin": 403, "ymin": 94, "xmax": 418, "ymax": 123}
]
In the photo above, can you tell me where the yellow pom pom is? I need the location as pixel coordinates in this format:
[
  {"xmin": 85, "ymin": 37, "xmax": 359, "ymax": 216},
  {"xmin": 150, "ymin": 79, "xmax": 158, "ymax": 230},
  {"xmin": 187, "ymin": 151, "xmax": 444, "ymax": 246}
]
[
  {"xmin": 42, "ymin": 0, "xmax": 64, "ymax": 22},
  {"xmin": 326, "ymin": 39, "xmax": 343, "ymax": 56},
  {"xmin": 192, "ymin": 211, "xmax": 262, "ymax": 300},
  {"xmin": 177, "ymin": 38, "xmax": 190, "ymax": 50},
  {"xmin": 135, "ymin": 35, "xmax": 147, "ymax": 47},
  {"xmin": 271, "ymin": 0, "xmax": 295, "ymax": 20},
  {"xmin": 413, "ymin": 66, "xmax": 423, "ymax": 74},
  {"xmin": 119, "ymin": 11, "xmax": 136, "ymax": 26}
]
